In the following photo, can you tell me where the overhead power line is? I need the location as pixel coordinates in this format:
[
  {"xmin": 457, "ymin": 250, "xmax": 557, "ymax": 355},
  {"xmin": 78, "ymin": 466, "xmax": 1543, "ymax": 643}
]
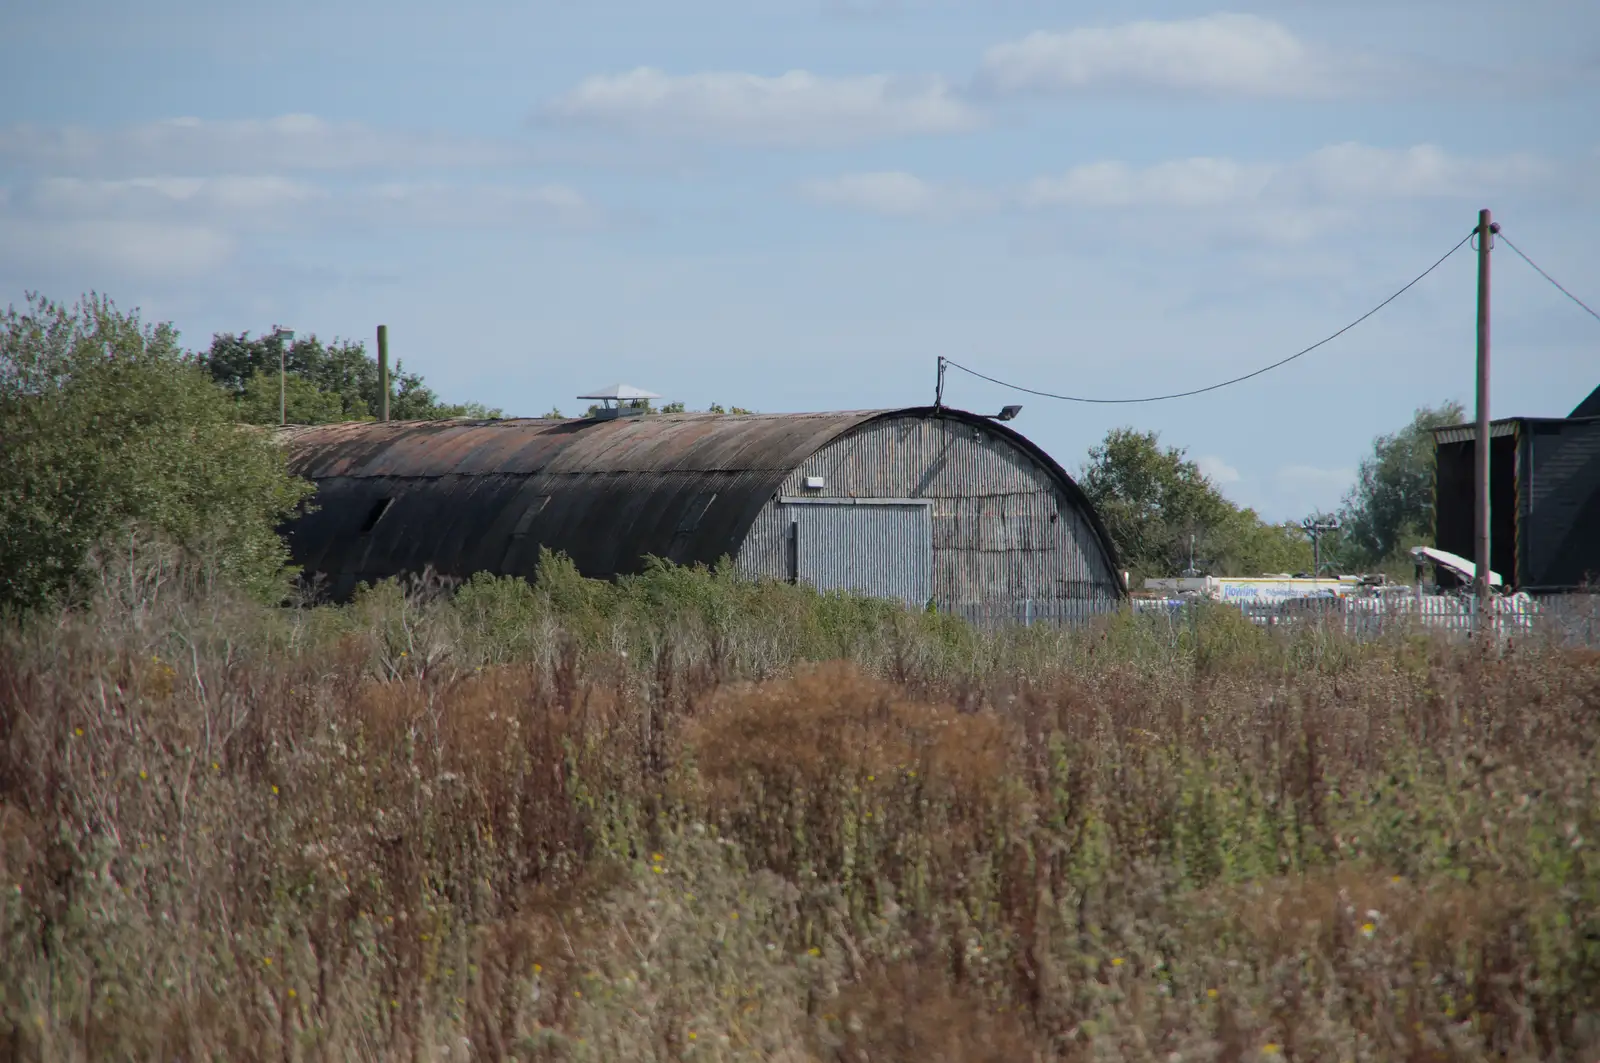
[
  {"xmin": 943, "ymin": 230, "xmax": 1475, "ymax": 405},
  {"xmin": 1496, "ymin": 230, "xmax": 1600, "ymax": 325}
]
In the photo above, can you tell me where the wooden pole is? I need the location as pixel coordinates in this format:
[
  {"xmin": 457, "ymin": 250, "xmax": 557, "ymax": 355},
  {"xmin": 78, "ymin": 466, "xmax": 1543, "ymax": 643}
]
[
  {"xmin": 1474, "ymin": 209, "xmax": 1497, "ymax": 613},
  {"xmin": 377, "ymin": 325, "xmax": 390, "ymax": 422}
]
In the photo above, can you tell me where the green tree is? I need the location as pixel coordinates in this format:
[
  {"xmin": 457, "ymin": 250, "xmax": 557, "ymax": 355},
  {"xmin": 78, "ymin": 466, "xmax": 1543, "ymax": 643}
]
[
  {"xmin": 199, "ymin": 330, "xmax": 501, "ymax": 424},
  {"xmin": 1337, "ymin": 401, "xmax": 1464, "ymax": 567},
  {"xmin": 1080, "ymin": 427, "xmax": 1311, "ymax": 582},
  {"xmin": 0, "ymin": 294, "xmax": 316, "ymax": 613},
  {"xmin": 574, "ymin": 401, "xmax": 756, "ymax": 418},
  {"xmin": 234, "ymin": 368, "xmax": 348, "ymax": 425}
]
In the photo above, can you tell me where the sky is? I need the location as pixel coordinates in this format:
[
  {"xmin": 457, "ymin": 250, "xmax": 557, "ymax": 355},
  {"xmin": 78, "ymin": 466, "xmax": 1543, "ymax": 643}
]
[{"xmin": 3, "ymin": 0, "xmax": 1597, "ymax": 521}]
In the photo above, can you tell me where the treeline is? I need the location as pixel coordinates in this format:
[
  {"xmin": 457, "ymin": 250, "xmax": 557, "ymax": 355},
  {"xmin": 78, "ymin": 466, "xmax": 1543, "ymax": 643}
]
[
  {"xmin": 2, "ymin": 290, "xmax": 1460, "ymax": 615},
  {"xmin": 0, "ymin": 294, "xmax": 491, "ymax": 614},
  {"xmin": 1079, "ymin": 402, "xmax": 1463, "ymax": 586},
  {"xmin": 200, "ymin": 326, "xmax": 502, "ymax": 425}
]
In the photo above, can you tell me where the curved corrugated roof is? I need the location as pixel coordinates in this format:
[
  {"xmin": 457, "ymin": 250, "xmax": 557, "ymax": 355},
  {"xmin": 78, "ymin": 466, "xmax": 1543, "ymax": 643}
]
[{"xmin": 276, "ymin": 408, "xmax": 1122, "ymax": 598}]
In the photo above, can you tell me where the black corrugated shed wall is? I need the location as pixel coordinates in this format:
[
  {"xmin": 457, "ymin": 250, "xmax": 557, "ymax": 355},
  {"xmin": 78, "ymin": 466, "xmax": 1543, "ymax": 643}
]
[
  {"xmin": 1434, "ymin": 417, "xmax": 1600, "ymax": 591},
  {"xmin": 1523, "ymin": 418, "xmax": 1600, "ymax": 589}
]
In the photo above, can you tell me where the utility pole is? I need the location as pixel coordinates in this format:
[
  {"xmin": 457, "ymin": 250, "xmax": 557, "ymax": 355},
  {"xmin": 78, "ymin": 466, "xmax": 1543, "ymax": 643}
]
[
  {"xmin": 1474, "ymin": 209, "xmax": 1498, "ymax": 615},
  {"xmin": 377, "ymin": 325, "xmax": 391, "ymax": 422}
]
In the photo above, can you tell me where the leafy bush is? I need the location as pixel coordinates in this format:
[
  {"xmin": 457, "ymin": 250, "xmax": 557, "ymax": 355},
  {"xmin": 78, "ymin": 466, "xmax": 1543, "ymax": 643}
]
[{"xmin": 0, "ymin": 294, "xmax": 315, "ymax": 613}]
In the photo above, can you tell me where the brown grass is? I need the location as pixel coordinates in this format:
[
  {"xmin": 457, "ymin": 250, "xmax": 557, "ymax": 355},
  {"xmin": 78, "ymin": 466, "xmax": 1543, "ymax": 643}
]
[{"xmin": 1, "ymin": 564, "xmax": 1598, "ymax": 1061}]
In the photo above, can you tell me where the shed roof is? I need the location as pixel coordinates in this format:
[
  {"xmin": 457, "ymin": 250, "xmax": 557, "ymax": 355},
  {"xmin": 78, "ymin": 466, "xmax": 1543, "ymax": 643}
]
[
  {"xmin": 275, "ymin": 408, "xmax": 1122, "ymax": 597},
  {"xmin": 1572, "ymin": 384, "xmax": 1600, "ymax": 420},
  {"xmin": 576, "ymin": 383, "xmax": 661, "ymax": 401},
  {"xmin": 1433, "ymin": 414, "xmax": 1600, "ymax": 446}
]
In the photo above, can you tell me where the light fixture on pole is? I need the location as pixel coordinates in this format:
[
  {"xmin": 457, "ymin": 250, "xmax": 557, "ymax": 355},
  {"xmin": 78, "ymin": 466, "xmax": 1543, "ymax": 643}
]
[
  {"xmin": 273, "ymin": 327, "xmax": 296, "ymax": 426},
  {"xmin": 1301, "ymin": 516, "xmax": 1340, "ymax": 578}
]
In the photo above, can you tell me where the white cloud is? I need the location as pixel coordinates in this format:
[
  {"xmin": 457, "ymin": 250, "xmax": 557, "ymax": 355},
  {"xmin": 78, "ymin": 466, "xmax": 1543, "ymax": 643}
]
[
  {"xmin": 1022, "ymin": 144, "xmax": 1547, "ymax": 212},
  {"xmin": 543, "ymin": 67, "xmax": 980, "ymax": 146},
  {"xmin": 980, "ymin": 14, "xmax": 1328, "ymax": 98},
  {"xmin": 1023, "ymin": 157, "xmax": 1273, "ymax": 209},
  {"xmin": 25, "ymin": 176, "xmax": 326, "ymax": 216},
  {"xmin": 799, "ymin": 171, "xmax": 994, "ymax": 218},
  {"xmin": 0, "ymin": 115, "xmax": 522, "ymax": 174},
  {"xmin": 0, "ymin": 174, "xmax": 599, "ymax": 282},
  {"xmin": 1277, "ymin": 465, "xmax": 1355, "ymax": 491},
  {"xmin": 1278, "ymin": 143, "xmax": 1548, "ymax": 201},
  {"xmin": 803, "ymin": 144, "xmax": 1547, "ymax": 245},
  {"xmin": 358, "ymin": 182, "xmax": 596, "ymax": 227},
  {"xmin": 1215, "ymin": 463, "xmax": 1356, "ymax": 523},
  {"xmin": 0, "ymin": 216, "xmax": 235, "ymax": 278},
  {"xmin": 1196, "ymin": 454, "xmax": 1242, "ymax": 485}
]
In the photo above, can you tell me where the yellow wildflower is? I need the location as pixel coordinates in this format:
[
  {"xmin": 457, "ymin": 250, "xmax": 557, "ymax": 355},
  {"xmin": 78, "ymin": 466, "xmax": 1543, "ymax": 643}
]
[
  {"xmin": 1111, "ymin": 957, "xmax": 1124, "ymax": 967},
  {"xmin": 1361, "ymin": 922, "xmax": 1376, "ymax": 938}
]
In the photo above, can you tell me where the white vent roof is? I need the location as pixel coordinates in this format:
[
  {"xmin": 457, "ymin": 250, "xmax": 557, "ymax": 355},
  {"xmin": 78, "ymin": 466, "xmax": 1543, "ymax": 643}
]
[
  {"xmin": 577, "ymin": 383, "xmax": 661, "ymax": 401},
  {"xmin": 1411, "ymin": 546, "xmax": 1503, "ymax": 587}
]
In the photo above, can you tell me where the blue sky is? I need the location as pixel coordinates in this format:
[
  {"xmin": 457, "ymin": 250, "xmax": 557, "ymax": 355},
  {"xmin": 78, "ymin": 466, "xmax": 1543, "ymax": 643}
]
[{"xmin": 4, "ymin": 0, "xmax": 1597, "ymax": 521}]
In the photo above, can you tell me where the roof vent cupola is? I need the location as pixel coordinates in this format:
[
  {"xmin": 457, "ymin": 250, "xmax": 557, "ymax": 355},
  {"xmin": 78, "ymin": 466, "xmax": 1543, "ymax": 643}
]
[{"xmin": 577, "ymin": 383, "xmax": 662, "ymax": 420}]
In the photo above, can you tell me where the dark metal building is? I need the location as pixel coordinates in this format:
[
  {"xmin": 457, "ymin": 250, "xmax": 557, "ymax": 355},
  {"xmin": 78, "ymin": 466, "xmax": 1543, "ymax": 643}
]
[
  {"xmin": 1433, "ymin": 388, "xmax": 1600, "ymax": 592},
  {"xmin": 277, "ymin": 407, "xmax": 1127, "ymax": 616}
]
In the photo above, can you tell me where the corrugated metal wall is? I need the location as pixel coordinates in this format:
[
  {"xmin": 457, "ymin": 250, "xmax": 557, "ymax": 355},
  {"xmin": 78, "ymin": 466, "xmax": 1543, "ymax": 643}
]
[
  {"xmin": 1524, "ymin": 419, "xmax": 1600, "ymax": 589},
  {"xmin": 1434, "ymin": 429, "xmax": 1517, "ymax": 589},
  {"xmin": 736, "ymin": 415, "xmax": 1122, "ymax": 614},
  {"xmin": 794, "ymin": 502, "xmax": 933, "ymax": 607}
]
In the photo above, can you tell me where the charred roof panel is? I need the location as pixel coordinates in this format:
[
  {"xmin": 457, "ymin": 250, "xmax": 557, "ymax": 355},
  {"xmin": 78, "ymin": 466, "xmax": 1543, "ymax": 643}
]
[{"xmin": 277, "ymin": 413, "xmax": 886, "ymax": 595}]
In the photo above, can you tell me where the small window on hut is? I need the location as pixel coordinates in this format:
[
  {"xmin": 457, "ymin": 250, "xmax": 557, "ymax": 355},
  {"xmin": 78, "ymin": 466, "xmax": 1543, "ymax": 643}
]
[{"xmin": 360, "ymin": 498, "xmax": 393, "ymax": 535}]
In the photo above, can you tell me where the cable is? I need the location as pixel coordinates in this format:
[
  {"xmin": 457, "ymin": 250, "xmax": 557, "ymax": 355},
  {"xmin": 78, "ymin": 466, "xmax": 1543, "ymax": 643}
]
[
  {"xmin": 1496, "ymin": 231, "xmax": 1600, "ymax": 325},
  {"xmin": 944, "ymin": 230, "xmax": 1475, "ymax": 405}
]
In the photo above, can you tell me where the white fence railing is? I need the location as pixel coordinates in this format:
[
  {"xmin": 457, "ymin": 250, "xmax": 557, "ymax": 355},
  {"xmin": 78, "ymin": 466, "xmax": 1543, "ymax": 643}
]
[
  {"xmin": 943, "ymin": 593, "xmax": 1600, "ymax": 646},
  {"xmin": 1127, "ymin": 593, "xmax": 1600, "ymax": 647}
]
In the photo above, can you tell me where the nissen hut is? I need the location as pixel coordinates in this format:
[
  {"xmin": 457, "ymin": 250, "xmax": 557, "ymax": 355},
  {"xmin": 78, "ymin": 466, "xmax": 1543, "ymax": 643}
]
[{"xmin": 276, "ymin": 391, "xmax": 1126, "ymax": 621}]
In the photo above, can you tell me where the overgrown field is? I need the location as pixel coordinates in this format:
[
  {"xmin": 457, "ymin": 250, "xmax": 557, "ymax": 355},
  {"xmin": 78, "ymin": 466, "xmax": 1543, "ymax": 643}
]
[{"xmin": 2, "ymin": 547, "xmax": 1598, "ymax": 1062}]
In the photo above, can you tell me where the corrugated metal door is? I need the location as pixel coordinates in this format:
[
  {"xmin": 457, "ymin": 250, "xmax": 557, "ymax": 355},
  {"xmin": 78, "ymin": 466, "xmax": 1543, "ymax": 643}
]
[{"xmin": 795, "ymin": 502, "xmax": 932, "ymax": 608}]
